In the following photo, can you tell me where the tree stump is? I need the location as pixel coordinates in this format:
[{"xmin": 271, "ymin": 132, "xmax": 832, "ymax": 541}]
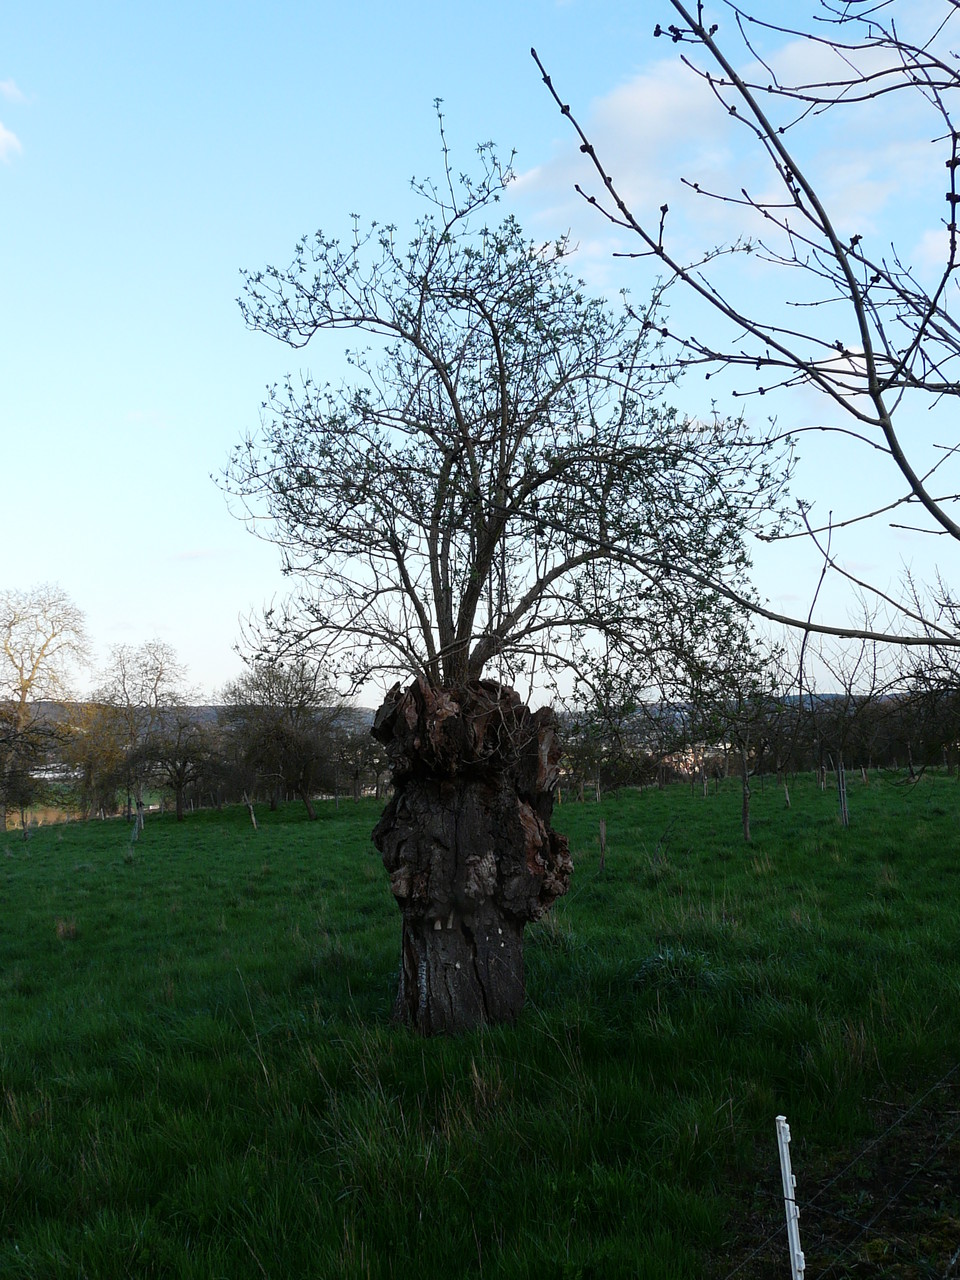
[{"xmin": 371, "ymin": 678, "xmax": 572, "ymax": 1035}]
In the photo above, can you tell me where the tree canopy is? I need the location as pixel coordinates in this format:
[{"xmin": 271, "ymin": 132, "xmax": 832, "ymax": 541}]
[{"xmin": 226, "ymin": 122, "xmax": 791, "ymax": 695}]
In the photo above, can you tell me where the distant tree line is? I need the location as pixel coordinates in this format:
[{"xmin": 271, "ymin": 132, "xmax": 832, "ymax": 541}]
[
  {"xmin": 3, "ymin": 584, "xmax": 959, "ymax": 835},
  {"xmin": 7, "ymin": 673, "xmax": 385, "ymax": 830},
  {"xmin": 0, "ymin": 586, "xmax": 386, "ymax": 832},
  {"xmin": 561, "ymin": 631, "xmax": 960, "ymax": 805}
]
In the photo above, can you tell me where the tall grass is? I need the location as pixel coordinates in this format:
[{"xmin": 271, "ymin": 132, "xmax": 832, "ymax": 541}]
[{"xmin": 1, "ymin": 773, "xmax": 958, "ymax": 1277}]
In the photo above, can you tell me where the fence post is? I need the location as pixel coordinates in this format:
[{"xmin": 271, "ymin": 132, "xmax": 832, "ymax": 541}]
[
  {"xmin": 776, "ymin": 1115, "xmax": 806, "ymax": 1279},
  {"xmin": 837, "ymin": 762, "xmax": 849, "ymax": 827}
]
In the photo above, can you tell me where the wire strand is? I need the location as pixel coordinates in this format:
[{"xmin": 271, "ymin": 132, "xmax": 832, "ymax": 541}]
[{"xmin": 721, "ymin": 1062, "xmax": 960, "ymax": 1280}]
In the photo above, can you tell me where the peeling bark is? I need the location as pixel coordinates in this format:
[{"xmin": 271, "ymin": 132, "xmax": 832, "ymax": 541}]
[{"xmin": 372, "ymin": 678, "xmax": 572, "ymax": 1034}]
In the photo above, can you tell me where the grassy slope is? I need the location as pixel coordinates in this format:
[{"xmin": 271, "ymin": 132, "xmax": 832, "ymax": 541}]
[{"xmin": 1, "ymin": 775, "xmax": 958, "ymax": 1278}]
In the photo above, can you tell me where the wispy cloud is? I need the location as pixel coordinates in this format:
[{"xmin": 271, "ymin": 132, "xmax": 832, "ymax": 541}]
[
  {"xmin": 912, "ymin": 226, "xmax": 950, "ymax": 277},
  {"xmin": 172, "ymin": 547, "xmax": 220, "ymax": 563},
  {"xmin": 516, "ymin": 55, "xmax": 728, "ymax": 220},
  {"xmin": 0, "ymin": 78, "xmax": 25, "ymax": 103},
  {"xmin": 519, "ymin": 30, "xmax": 942, "ymax": 262},
  {"xmin": 510, "ymin": 55, "xmax": 738, "ymax": 287},
  {"xmin": 169, "ymin": 548, "xmax": 226, "ymax": 564},
  {"xmin": 0, "ymin": 122, "xmax": 22, "ymax": 162}
]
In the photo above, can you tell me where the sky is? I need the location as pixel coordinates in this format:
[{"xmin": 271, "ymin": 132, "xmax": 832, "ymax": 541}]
[{"xmin": 3, "ymin": 1, "xmax": 957, "ymax": 701}]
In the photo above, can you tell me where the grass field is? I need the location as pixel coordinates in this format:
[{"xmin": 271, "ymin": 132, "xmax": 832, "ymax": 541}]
[{"xmin": 2, "ymin": 773, "xmax": 959, "ymax": 1278}]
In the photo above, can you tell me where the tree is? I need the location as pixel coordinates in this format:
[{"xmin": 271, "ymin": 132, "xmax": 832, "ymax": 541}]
[
  {"xmin": 141, "ymin": 707, "xmax": 218, "ymax": 822},
  {"xmin": 219, "ymin": 657, "xmax": 347, "ymax": 819},
  {"xmin": 534, "ymin": 1, "xmax": 960, "ymax": 647},
  {"xmin": 336, "ymin": 725, "xmax": 390, "ymax": 802},
  {"xmin": 227, "ymin": 121, "xmax": 789, "ymax": 1033},
  {"xmin": 685, "ymin": 626, "xmax": 781, "ymax": 841},
  {"xmin": 801, "ymin": 631, "xmax": 895, "ymax": 819},
  {"xmin": 0, "ymin": 585, "xmax": 87, "ymax": 830},
  {"xmin": 63, "ymin": 700, "xmax": 128, "ymax": 818},
  {"xmin": 897, "ymin": 620, "xmax": 960, "ymax": 775},
  {"xmin": 95, "ymin": 641, "xmax": 186, "ymax": 820},
  {"xmin": 562, "ymin": 648, "xmax": 669, "ymax": 796}
]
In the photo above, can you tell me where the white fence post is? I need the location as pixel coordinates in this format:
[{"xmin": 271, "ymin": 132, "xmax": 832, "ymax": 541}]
[{"xmin": 776, "ymin": 1115, "xmax": 806, "ymax": 1279}]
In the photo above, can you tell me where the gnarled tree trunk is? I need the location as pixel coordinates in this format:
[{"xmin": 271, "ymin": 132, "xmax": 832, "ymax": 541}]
[{"xmin": 371, "ymin": 679, "xmax": 572, "ymax": 1035}]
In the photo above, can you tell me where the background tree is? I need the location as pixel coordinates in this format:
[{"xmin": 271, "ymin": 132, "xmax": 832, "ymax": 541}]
[
  {"xmin": 535, "ymin": 1, "xmax": 960, "ymax": 647},
  {"xmin": 888, "ymin": 583, "xmax": 960, "ymax": 774},
  {"xmin": 336, "ymin": 726, "xmax": 390, "ymax": 802},
  {"xmin": 95, "ymin": 641, "xmax": 186, "ymax": 820},
  {"xmin": 803, "ymin": 632, "xmax": 894, "ymax": 819},
  {"xmin": 227, "ymin": 123, "xmax": 790, "ymax": 1033},
  {"xmin": 140, "ymin": 706, "xmax": 218, "ymax": 822},
  {"xmin": 562, "ymin": 643, "xmax": 683, "ymax": 795},
  {"xmin": 219, "ymin": 657, "xmax": 347, "ymax": 819},
  {"xmin": 694, "ymin": 628, "xmax": 781, "ymax": 842},
  {"xmin": 0, "ymin": 585, "xmax": 87, "ymax": 830},
  {"xmin": 63, "ymin": 701, "xmax": 128, "ymax": 818}
]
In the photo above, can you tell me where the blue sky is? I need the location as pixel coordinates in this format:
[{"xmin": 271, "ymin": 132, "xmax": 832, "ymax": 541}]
[{"xmin": 3, "ymin": 2, "xmax": 955, "ymax": 699}]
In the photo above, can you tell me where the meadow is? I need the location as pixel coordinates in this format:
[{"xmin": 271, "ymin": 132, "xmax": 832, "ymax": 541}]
[{"xmin": 1, "ymin": 773, "xmax": 959, "ymax": 1278}]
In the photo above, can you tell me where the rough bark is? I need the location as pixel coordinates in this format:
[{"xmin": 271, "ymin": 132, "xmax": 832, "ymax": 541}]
[{"xmin": 371, "ymin": 678, "xmax": 572, "ymax": 1035}]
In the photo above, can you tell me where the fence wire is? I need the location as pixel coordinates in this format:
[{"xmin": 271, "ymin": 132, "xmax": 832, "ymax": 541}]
[
  {"xmin": 814, "ymin": 1102, "xmax": 960, "ymax": 1280},
  {"xmin": 721, "ymin": 1062, "xmax": 960, "ymax": 1280}
]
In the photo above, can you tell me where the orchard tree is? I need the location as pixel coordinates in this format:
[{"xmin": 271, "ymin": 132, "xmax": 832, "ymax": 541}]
[
  {"xmin": 140, "ymin": 708, "xmax": 217, "ymax": 822},
  {"xmin": 563, "ymin": 645, "xmax": 676, "ymax": 795},
  {"xmin": 535, "ymin": 1, "xmax": 960, "ymax": 647},
  {"xmin": 219, "ymin": 657, "xmax": 347, "ymax": 819},
  {"xmin": 227, "ymin": 121, "xmax": 790, "ymax": 1033},
  {"xmin": 0, "ymin": 585, "xmax": 86, "ymax": 703},
  {"xmin": 685, "ymin": 625, "xmax": 782, "ymax": 841}
]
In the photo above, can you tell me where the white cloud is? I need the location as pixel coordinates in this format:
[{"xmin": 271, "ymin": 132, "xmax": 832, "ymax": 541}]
[
  {"xmin": 0, "ymin": 122, "xmax": 21, "ymax": 162},
  {"xmin": 0, "ymin": 78, "xmax": 25, "ymax": 103},
  {"xmin": 516, "ymin": 55, "xmax": 733, "ymax": 221},
  {"xmin": 510, "ymin": 55, "xmax": 747, "ymax": 290},
  {"xmin": 912, "ymin": 226, "xmax": 951, "ymax": 277},
  {"xmin": 516, "ymin": 16, "xmax": 956, "ymax": 305}
]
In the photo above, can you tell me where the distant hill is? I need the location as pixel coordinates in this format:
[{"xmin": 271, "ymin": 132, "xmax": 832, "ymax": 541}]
[{"xmin": 9, "ymin": 701, "xmax": 377, "ymax": 732}]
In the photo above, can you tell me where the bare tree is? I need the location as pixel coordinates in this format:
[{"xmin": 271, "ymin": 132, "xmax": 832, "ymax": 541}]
[
  {"xmin": 226, "ymin": 120, "xmax": 790, "ymax": 1032},
  {"xmin": 805, "ymin": 630, "xmax": 896, "ymax": 818},
  {"xmin": 0, "ymin": 584, "xmax": 87, "ymax": 714},
  {"xmin": 219, "ymin": 657, "xmax": 347, "ymax": 819},
  {"xmin": 534, "ymin": 1, "xmax": 960, "ymax": 646},
  {"xmin": 0, "ymin": 584, "xmax": 87, "ymax": 830},
  {"xmin": 140, "ymin": 707, "xmax": 218, "ymax": 822},
  {"xmin": 96, "ymin": 641, "xmax": 187, "ymax": 820},
  {"xmin": 673, "ymin": 619, "xmax": 782, "ymax": 840}
]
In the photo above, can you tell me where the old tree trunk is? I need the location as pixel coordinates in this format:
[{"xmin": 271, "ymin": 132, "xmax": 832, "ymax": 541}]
[{"xmin": 371, "ymin": 679, "xmax": 572, "ymax": 1035}]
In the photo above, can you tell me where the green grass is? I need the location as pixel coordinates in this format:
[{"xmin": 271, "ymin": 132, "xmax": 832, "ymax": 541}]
[{"xmin": 1, "ymin": 774, "xmax": 959, "ymax": 1277}]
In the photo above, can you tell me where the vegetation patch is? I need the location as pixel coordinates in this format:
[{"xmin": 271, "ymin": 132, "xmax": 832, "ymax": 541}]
[{"xmin": 1, "ymin": 775, "xmax": 959, "ymax": 1277}]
